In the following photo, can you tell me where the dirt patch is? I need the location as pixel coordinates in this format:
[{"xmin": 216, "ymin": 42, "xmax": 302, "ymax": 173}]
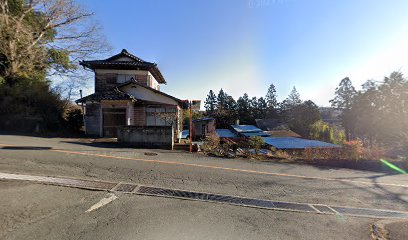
[{"xmin": 385, "ymin": 220, "xmax": 408, "ymax": 240}]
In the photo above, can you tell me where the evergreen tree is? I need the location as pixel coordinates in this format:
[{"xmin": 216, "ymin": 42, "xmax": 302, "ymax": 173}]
[
  {"xmin": 257, "ymin": 97, "xmax": 267, "ymax": 119},
  {"xmin": 217, "ymin": 89, "xmax": 227, "ymax": 109},
  {"xmin": 349, "ymin": 72, "xmax": 408, "ymax": 146},
  {"xmin": 330, "ymin": 77, "xmax": 356, "ymax": 109},
  {"xmin": 265, "ymin": 84, "xmax": 278, "ymax": 118},
  {"xmin": 225, "ymin": 95, "xmax": 237, "ymax": 121},
  {"xmin": 250, "ymin": 97, "xmax": 258, "ymax": 120},
  {"xmin": 330, "ymin": 77, "xmax": 357, "ymax": 140},
  {"xmin": 280, "ymin": 86, "xmax": 302, "ymax": 119},
  {"xmin": 285, "ymin": 86, "xmax": 302, "ymax": 106},
  {"xmin": 213, "ymin": 90, "xmax": 237, "ymax": 128},
  {"xmin": 204, "ymin": 90, "xmax": 217, "ymax": 115},
  {"xmin": 236, "ymin": 93, "xmax": 251, "ymax": 124},
  {"xmin": 288, "ymin": 100, "xmax": 321, "ymax": 137},
  {"xmin": 225, "ymin": 95, "xmax": 237, "ymax": 112}
]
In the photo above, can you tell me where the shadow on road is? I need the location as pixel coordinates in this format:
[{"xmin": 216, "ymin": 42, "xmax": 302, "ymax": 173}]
[
  {"xmin": 2, "ymin": 146, "xmax": 52, "ymax": 150},
  {"xmin": 60, "ymin": 141, "xmax": 123, "ymax": 149},
  {"xmin": 337, "ymin": 173, "xmax": 408, "ymax": 208}
]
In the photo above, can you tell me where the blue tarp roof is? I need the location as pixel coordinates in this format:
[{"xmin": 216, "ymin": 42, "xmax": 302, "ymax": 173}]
[
  {"xmin": 231, "ymin": 125, "xmax": 263, "ymax": 133},
  {"xmin": 181, "ymin": 130, "xmax": 189, "ymax": 138},
  {"xmin": 242, "ymin": 132, "xmax": 270, "ymax": 137},
  {"xmin": 263, "ymin": 137, "xmax": 340, "ymax": 149},
  {"xmin": 216, "ymin": 129, "xmax": 238, "ymax": 138}
]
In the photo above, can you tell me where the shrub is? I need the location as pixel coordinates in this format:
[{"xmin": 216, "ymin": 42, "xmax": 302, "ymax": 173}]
[
  {"xmin": 202, "ymin": 134, "xmax": 220, "ymax": 154},
  {"xmin": 343, "ymin": 140, "xmax": 363, "ymax": 160},
  {"xmin": 360, "ymin": 146, "xmax": 386, "ymax": 160},
  {"xmin": 310, "ymin": 120, "xmax": 346, "ymax": 144},
  {"xmin": 65, "ymin": 108, "xmax": 83, "ymax": 132},
  {"xmin": 273, "ymin": 150, "xmax": 292, "ymax": 160},
  {"xmin": 248, "ymin": 136, "xmax": 265, "ymax": 155},
  {"xmin": 303, "ymin": 147, "xmax": 343, "ymax": 160},
  {"xmin": 0, "ymin": 78, "xmax": 66, "ymax": 131}
]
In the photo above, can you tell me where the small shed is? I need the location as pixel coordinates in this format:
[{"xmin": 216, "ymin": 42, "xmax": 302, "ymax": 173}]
[{"xmin": 192, "ymin": 117, "xmax": 216, "ymax": 140}]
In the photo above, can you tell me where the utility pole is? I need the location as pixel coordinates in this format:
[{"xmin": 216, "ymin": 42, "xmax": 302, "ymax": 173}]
[
  {"xmin": 79, "ymin": 90, "xmax": 85, "ymax": 131},
  {"xmin": 189, "ymin": 100, "xmax": 193, "ymax": 153}
]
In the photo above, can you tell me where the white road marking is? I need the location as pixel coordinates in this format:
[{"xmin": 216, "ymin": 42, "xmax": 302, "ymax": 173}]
[
  {"xmin": 326, "ymin": 206, "xmax": 340, "ymax": 214},
  {"xmin": 85, "ymin": 193, "xmax": 118, "ymax": 213},
  {"xmin": 309, "ymin": 204, "xmax": 321, "ymax": 213},
  {"xmin": 1, "ymin": 142, "xmax": 408, "ymax": 189}
]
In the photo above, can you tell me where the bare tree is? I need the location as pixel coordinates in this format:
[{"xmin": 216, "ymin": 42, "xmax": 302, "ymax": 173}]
[
  {"xmin": 0, "ymin": 0, "xmax": 110, "ymax": 98},
  {"xmin": 152, "ymin": 111, "xmax": 178, "ymax": 127}
]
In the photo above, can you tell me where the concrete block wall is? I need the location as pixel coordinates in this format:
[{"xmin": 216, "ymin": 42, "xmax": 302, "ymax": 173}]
[
  {"xmin": 117, "ymin": 126, "xmax": 174, "ymax": 150},
  {"xmin": 84, "ymin": 103, "xmax": 101, "ymax": 136}
]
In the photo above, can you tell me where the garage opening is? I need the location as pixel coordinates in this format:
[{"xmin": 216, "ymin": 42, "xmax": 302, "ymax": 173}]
[{"xmin": 102, "ymin": 108, "xmax": 126, "ymax": 137}]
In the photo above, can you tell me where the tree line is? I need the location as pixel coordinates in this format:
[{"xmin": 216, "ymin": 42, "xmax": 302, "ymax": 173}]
[
  {"xmin": 205, "ymin": 70, "xmax": 408, "ymax": 148},
  {"xmin": 330, "ymin": 72, "xmax": 408, "ymax": 148},
  {"xmin": 204, "ymin": 85, "xmax": 322, "ymax": 137}
]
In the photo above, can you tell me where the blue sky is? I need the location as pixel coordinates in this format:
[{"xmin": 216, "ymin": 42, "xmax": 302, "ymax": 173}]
[{"xmin": 80, "ymin": 0, "xmax": 408, "ymax": 106}]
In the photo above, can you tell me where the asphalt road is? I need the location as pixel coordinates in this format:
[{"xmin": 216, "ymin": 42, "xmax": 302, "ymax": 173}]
[{"xmin": 0, "ymin": 134, "xmax": 407, "ymax": 239}]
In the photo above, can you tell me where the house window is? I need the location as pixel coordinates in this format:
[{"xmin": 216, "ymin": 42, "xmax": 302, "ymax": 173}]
[
  {"xmin": 117, "ymin": 74, "xmax": 135, "ymax": 83},
  {"xmin": 146, "ymin": 106, "xmax": 175, "ymax": 126}
]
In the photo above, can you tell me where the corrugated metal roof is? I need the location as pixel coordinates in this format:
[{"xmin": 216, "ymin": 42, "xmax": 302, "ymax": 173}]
[
  {"xmin": 192, "ymin": 117, "xmax": 215, "ymax": 122},
  {"xmin": 231, "ymin": 125, "xmax": 263, "ymax": 133},
  {"xmin": 216, "ymin": 129, "xmax": 238, "ymax": 138},
  {"xmin": 263, "ymin": 137, "xmax": 339, "ymax": 149},
  {"xmin": 242, "ymin": 132, "xmax": 270, "ymax": 137}
]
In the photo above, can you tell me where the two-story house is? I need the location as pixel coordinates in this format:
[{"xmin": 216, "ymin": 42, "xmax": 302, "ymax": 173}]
[{"xmin": 76, "ymin": 49, "xmax": 183, "ymax": 138}]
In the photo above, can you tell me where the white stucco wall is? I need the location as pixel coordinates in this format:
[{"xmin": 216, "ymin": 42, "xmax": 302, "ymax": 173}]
[{"xmin": 148, "ymin": 72, "xmax": 159, "ymax": 90}]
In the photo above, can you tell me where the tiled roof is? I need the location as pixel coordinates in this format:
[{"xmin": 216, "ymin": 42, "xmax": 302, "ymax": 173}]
[
  {"xmin": 80, "ymin": 49, "xmax": 166, "ymax": 84},
  {"xmin": 75, "ymin": 89, "xmax": 136, "ymax": 103},
  {"xmin": 81, "ymin": 60, "xmax": 155, "ymax": 68},
  {"xmin": 105, "ymin": 49, "xmax": 145, "ymax": 62}
]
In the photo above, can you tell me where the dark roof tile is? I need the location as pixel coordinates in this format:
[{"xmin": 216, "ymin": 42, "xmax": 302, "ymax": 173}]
[
  {"xmin": 80, "ymin": 49, "xmax": 166, "ymax": 84},
  {"xmin": 75, "ymin": 89, "xmax": 135, "ymax": 103}
]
